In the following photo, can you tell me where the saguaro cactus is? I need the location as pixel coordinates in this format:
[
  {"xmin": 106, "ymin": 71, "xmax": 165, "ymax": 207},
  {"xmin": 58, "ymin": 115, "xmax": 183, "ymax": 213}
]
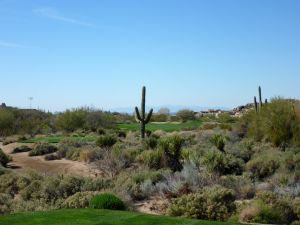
[
  {"xmin": 135, "ymin": 86, "xmax": 153, "ymax": 138},
  {"xmin": 254, "ymin": 96, "xmax": 258, "ymax": 113},
  {"xmin": 258, "ymin": 86, "xmax": 263, "ymax": 109}
]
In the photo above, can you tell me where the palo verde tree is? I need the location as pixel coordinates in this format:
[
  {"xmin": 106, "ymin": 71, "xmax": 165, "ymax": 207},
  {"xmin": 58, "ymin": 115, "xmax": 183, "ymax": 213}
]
[{"xmin": 135, "ymin": 86, "xmax": 153, "ymax": 138}]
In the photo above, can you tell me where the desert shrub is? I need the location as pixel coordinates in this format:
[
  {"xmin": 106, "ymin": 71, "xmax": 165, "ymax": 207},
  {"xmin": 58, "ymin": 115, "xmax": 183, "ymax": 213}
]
[
  {"xmin": 176, "ymin": 109, "xmax": 196, "ymax": 122},
  {"xmin": 246, "ymin": 155, "xmax": 280, "ymax": 179},
  {"xmin": 220, "ymin": 175, "xmax": 255, "ymax": 199},
  {"xmin": 0, "ymin": 193, "xmax": 13, "ymax": 214},
  {"xmin": 89, "ymin": 193, "xmax": 125, "ymax": 210},
  {"xmin": 168, "ymin": 185, "xmax": 236, "ymax": 221},
  {"xmin": 12, "ymin": 145, "xmax": 32, "ymax": 154},
  {"xmin": 97, "ymin": 128, "xmax": 105, "ymax": 135},
  {"xmin": 65, "ymin": 147, "xmax": 81, "ymax": 161},
  {"xmin": 55, "ymin": 109, "xmax": 86, "ymax": 132},
  {"xmin": 79, "ymin": 149, "xmax": 97, "ymax": 163},
  {"xmin": 139, "ymin": 150, "xmax": 164, "ymax": 170},
  {"xmin": 292, "ymin": 221, "xmax": 300, "ymax": 225},
  {"xmin": 96, "ymin": 135, "xmax": 117, "ymax": 148},
  {"xmin": 133, "ymin": 171, "xmax": 165, "ymax": 185},
  {"xmin": 44, "ymin": 154, "xmax": 60, "ymax": 161},
  {"xmin": 294, "ymin": 198, "xmax": 300, "ymax": 220},
  {"xmin": 201, "ymin": 123, "xmax": 218, "ymax": 130},
  {"xmin": 210, "ymin": 134, "xmax": 228, "ymax": 152},
  {"xmin": 151, "ymin": 114, "xmax": 168, "ymax": 122},
  {"xmin": 144, "ymin": 136, "xmax": 158, "ymax": 149},
  {"xmin": 0, "ymin": 109, "xmax": 15, "ymax": 136},
  {"xmin": 117, "ymin": 130, "xmax": 126, "ymax": 138},
  {"xmin": 20, "ymin": 180, "xmax": 43, "ymax": 200},
  {"xmin": 29, "ymin": 143, "xmax": 58, "ymax": 156},
  {"xmin": 81, "ymin": 178, "xmax": 112, "ymax": 192},
  {"xmin": 63, "ymin": 192, "xmax": 97, "ymax": 208},
  {"xmin": 0, "ymin": 149, "xmax": 12, "ymax": 167},
  {"xmin": 202, "ymin": 150, "xmax": 244, "ymax": 175},
  {"xmin": 242, "ymin": 98, "xmax": 300, "ymax": 148},
  {"xmin": 159, "ymin": 135, "xmax": 185, "ymax": 172}
]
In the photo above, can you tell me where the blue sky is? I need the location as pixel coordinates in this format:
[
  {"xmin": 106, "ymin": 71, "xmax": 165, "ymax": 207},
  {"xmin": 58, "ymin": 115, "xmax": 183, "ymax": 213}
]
[{"xmin": 0, "ymin": 0, "xmax": 299, "ymax": 112}]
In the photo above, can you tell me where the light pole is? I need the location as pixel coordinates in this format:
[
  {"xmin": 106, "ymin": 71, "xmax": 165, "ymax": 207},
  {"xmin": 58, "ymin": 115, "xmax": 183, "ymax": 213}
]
[{"xmin": 29, "ymin": 97, "xmax": 33, "ymax": 109}]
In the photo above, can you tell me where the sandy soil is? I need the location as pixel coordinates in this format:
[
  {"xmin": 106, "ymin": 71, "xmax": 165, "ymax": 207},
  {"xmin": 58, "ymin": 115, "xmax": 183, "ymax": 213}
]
[
  {"xmin": 135, "ymin": 197, "xmax": 169, "ymax": 215},
  {"xmin": 1, "ymin": 142, "xmax": 101, "ymax": 177}
]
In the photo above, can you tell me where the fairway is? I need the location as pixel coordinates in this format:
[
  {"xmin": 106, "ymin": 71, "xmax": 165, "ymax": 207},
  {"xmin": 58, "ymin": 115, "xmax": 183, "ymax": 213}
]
[
  {"xmin": 118, "ymin": 121, "xmax": 202, "ymax": 132},
  {"xmin": 0, "ymin": 209, "xmax": 238, "ymax": 225}
]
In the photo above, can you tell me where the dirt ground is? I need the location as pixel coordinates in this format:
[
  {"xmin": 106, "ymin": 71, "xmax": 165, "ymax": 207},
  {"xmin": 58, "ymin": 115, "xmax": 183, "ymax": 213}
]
[{"xmin": 1, "ymin": 142, "xmax": 101, "ymax": 177}]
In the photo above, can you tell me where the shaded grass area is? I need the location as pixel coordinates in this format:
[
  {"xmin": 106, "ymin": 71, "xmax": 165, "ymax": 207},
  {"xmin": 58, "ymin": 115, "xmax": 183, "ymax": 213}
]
[
  {"xmin": 118, "ymin": 120, "xmax": 202, "ymax": 132},
  {"xmin": 0, "ymin": 209, "xmax": 238, "ymax": 225},
  {"xmin": 21, "ymin": 135, "xmax": 97, "ymax": 144}
]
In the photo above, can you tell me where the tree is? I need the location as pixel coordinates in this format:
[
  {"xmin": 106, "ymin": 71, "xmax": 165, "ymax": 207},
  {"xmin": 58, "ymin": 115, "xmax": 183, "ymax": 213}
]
[{"xmin": 176, "ymin": 109, "xmax": 195, "ymax": 122}]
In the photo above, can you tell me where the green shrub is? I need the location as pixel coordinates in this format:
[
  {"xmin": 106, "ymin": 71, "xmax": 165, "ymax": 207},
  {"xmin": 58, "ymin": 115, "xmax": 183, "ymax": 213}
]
[
  {"xmin": 246, "ymin": 155, "xmax": 280, "ymax": 179},
  {"xmin": 241, "ymin": 98, "xmax": 300, "ymax": 148},
  {"xmin": 144, "ymin": 136, "xmax": 158, "ymax": 149},
  {"xmin": 55, "ymin": 109, "xmax": 86, "ymax": 132},
  {"xmin": 176, "ymin": 109, "xmax": 195, "ymax": 122},
  {"xmin": 63, "ymin": 192, "xmax": 97, "ymax": 208},
  {"xmin": 29, "ymin": 143, "xmax": 58, "ymax": 156},
  {"xmin": 203, "ymin": 150, "xmax": 244, "ymax": 175},
  {"xmin": 97, "ymin": 128, "xmax": 105, "ymax": 135},
  {"xmin": 12, "ymin": 145, "xmax": 32, "ymax": 154},
  {"xmin": 168, "ymin": 185, "xmax": 236, "ymax": 221},
  {"xmin": 89, "ymin": 193, "xmax": 125, "ymax": 210},
  {"xmin": 159, "ymin": 135, "xmax": 185, "ymax": 172},
  {"xmin": 96, "ymin": 135, "xmax": 117, "ymax": 148},
  {"xmin": 210, "ymin": 134, "xmax": 228, "ymax": 152},
  {"xmin": 139, "ymin": 150, "xmax": 164, "ymax": 170},
  {"xmin": 0, "ymin": 149, "xmax": 12, "ymax": 167},
  {"xmin": 0, "ymin": 193, "xmax": 13, "ymax": 214}
]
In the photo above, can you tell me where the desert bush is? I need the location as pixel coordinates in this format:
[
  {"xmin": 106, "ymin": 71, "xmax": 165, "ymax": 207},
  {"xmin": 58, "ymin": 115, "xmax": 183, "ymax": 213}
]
[
  {"xmin": 89, "ymin": 193, "xmax": 125, "ymax": 210},
  {"xmin": 97, "ymin": 128, "xmax": 105, "ymax": 135},
  {"xmin": 44, "ymin": 154, "xmax": 60, "ymax": 161},
  {"xmin": 55, "ymin": 109, "xmax": 86, "ymax": 132},
  {"xmin": 246, "ymin": 155, "xmax": 280, "ymax": 180},
  {"xmin": 168, "ymin": 185, "xmax": 236, "ymax": 221},
  {"xmin": 81, "ymin": 177, "xmax": 112, "ymax": 192},
  {"xmin": 144, "ymin": 136, "xmax": 158, "ymax": 149},
  {"xmin": 159, "ymin": 135, "xmax": 185, "ymax": 172},
  {"xmin": 12, "ymin": 145, "xmax": 32, "ymax": 154},
  {"xmin": 96, "ymin": 135, "xmax": 117, "ymax": 148},
  {"xmin": 210, "ymin": 134, "xmax": 228, "ymax": 152},
  {"xmin": 0, "ymin": 193, "xmax": 13, "ymax": 214},
  {"xmin": 202, "ymin": 150, "xmax": 244, "ymax": 175},
  {"xmin": 0, "ymin": 149, "xmax": 12, "ymax": 167},
  {"xmin": 117, "ymin": 130, "xmax": 126, "ymax": 138},
  {"xmin": 29, "ymin": 143, "xmax": 58, "ymax": 156},
  {"xmin": 139, "ymin": 150, "xmax": 164, "ymax": 170},
  {"xmin": 63, "ymin": 192, "xmax": 97, "ymax": 208},
  {"xmin": 65, "ymin": 147, "xmax": 81, "ymax": 161},
  {"xmin": 79, "ymin": 149, "xmax": 97, "ymax": 163},
  {"xmin": 20, "ymin": 180, "xmax": 43, "ymax": 200},
  {"xmin": 0, "ymin": 109, "xmax": 15, "ymax": 136},
  {"xmin": 241, "ymin": 98, "xmax": 300, "ymax": 148},
  {"xmin": 151, "ymin": 114, "xmax": 168, "ymax": 122},
  {"xmin": 176, "ymin": 109, "xmax": 195, "ymax": 122}
]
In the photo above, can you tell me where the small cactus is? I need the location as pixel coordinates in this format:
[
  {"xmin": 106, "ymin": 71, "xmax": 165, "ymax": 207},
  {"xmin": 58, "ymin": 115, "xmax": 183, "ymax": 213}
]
[{"xmin": 135, "ymin": 86, "xmax": 153, "ymax": 138}]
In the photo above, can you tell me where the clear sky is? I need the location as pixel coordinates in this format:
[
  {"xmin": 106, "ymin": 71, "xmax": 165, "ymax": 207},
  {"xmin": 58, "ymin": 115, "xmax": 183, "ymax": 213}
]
[{"xmin": 0, "ymin": 0, "xmax": 299, "ymax": 112}]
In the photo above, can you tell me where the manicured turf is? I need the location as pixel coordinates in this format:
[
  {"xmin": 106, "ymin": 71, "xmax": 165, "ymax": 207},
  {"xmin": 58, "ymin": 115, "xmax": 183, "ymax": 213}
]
[
  {"xmin": 0, "ymin": 209, "xmax": 238, "ymax": 225},
  {"xmin": 21, "ymin": 135, "xmax": 97, "ymax": 144},
  {"xmin": 118, "ymin": 120, "xmax": 202, "ymax": 132}
]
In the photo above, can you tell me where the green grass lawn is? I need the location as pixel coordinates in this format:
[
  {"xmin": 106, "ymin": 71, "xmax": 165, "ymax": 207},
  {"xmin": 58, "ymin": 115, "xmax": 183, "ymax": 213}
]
[
  {"xmin": 21, "ymin": 135, "xmax": 97, "ymax": 144},
  {"xmin": 118, "ymin": 120, "xmax": 202, "ymax": 132},
  {"xmin": 0, "ymin": 209, "xmax": 238, "ymax": 225}
]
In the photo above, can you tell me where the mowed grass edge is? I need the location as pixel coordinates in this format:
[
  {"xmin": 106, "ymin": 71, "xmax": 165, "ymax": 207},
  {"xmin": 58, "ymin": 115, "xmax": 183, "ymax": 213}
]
[{"xmin": 0, "ymin": 209, "xmax": 238, "ymax": 225}]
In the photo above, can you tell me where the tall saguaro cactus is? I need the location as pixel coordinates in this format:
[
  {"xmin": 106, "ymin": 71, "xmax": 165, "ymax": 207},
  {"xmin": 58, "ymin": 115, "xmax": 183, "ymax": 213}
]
[
  {"xmin": 254, "ymin": 96, "xmax": 258, "ymax": 113},
  {"xmin": 135, "ymin": 86, "xmax": 153, "ymax": 138},
  {"xmin": 258, "ymin": 86, "xmax": 263, "ymax": 109}
]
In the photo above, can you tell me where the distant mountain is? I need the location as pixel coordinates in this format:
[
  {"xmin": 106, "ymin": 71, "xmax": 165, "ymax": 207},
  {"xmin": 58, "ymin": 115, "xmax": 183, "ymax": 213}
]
[{"xmin": 108, "ymin": 105, "xmax": 230, "ymax": 114}]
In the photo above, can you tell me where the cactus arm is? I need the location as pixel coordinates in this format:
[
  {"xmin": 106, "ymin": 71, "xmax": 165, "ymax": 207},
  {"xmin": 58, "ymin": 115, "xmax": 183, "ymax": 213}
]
[
  {"xmin": 259, "ymin": 86, "xmax": 263, "ymax": 108},
  {"xmin": 141, "ymin": 86, "xmax": 146, "ymax": 119},
  {"xmin": 145, "ymin": 109, "xmax": 153, "ymax": 123},
  {"xmin": 254, "ymin": 96, "xmax": 258, "ymax": 113},
  {"xmin": 135, "ymin": 107, "xmax": 142, "ymax": 122}
]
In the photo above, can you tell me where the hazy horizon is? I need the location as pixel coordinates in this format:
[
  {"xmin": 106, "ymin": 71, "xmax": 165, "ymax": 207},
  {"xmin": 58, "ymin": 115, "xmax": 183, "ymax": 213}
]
[{"xmin": 1, "ymin": 0, "xmax": 300, "ymax": 112}]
